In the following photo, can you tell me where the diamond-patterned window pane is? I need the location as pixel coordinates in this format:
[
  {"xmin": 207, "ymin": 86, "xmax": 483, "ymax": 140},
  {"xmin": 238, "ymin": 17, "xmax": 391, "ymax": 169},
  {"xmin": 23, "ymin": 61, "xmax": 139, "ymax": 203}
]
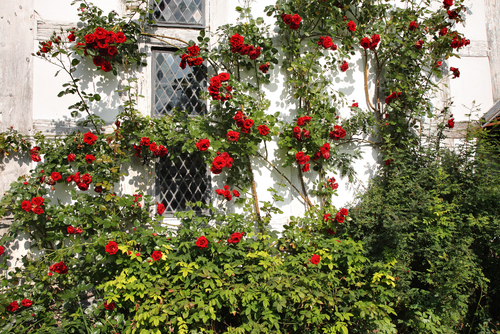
[
  {"xmin": 155, "ymin": 150, "xmax": 211, "ymax": 214},
  {"xmin": 152, "ymin": 0, "xmax": 204, "ymax": 26},
  {"xmin": 153, "ymin": 51, "xmax": 207, "ymax": 117},
  {"xmin": 152, "ymin": 50, "xmax": 210, "ymax": 214}
]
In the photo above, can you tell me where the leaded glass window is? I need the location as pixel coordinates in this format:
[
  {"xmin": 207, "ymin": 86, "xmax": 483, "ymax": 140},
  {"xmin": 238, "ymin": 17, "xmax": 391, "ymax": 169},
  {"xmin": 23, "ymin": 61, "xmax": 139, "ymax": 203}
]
[
  {"xmin": 153, "ymin": 50, "xmax": 207, "ymax": 116},
  {"xmin": 152, "ymin": 50, "xmax": 210, "ymax": 214},
  {"xmin": 152, "ymin": 0, "xmax": 204, "ymax": 27},
  {"xmin": 155, "ymin": 149, "xmax": 211, "ymax": 214}
]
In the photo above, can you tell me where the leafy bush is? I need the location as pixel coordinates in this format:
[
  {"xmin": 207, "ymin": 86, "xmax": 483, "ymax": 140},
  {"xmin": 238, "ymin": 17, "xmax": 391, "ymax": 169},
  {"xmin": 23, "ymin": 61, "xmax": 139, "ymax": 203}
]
[{"xmin": 342, "ymin": 129, "xmax": 500, "ymax": 333}]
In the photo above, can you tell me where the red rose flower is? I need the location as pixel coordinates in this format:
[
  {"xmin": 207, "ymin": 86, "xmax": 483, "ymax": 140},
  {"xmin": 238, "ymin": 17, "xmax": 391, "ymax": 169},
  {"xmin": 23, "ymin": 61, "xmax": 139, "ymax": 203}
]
[
  {"xmin": 310, "ymin": 254, "xmax": 321, "ymax": 265},
  {"xmin": 340, "ymin": 61, "xmax": 349, "ymax": 72},
  {"xmin": 81, "ymin": 173, "xmax": 92, "ymax": 185},
  {"xmin": 227, "ymin": 232, "xmax": 244, "ymax": 244},
  {"xmin": 32, "ymin": 205, "xmax": 43, "ymax": 214},
  {"xmin": 323, "ymin": 213, "xmax": 331, "ymax": 222},
  {"xmin": 439, "ymin": 27, "xmax": 448, "ymax": 36},
  {"xmin": 248, "ymin": 46, "xmax": 261, "ymax": 60},
  {"xmin": 346, "ymin": 20, "xmax": 356, "ymax": 32},
  {"xmin": 297, "ymin": 116, "xmax": 312, "ymax": 126},
  {"xmin": 94, "ymin": 27, "xmax": 107, "ymax": 40},
  {"xmin": 336, "ymin": 212, "xmax": 345, "ymax": 223},
  {"xmin": 448, "ymin": 118, "xmax": 455, "ymax": 128},
  {"xmin": 151, "ymin": 250, "xmax": 163, "ymax": 261},
  {"xmin": 330, "ymin": 125, "xmax": 346, "ymax": 140},
  {"xmin": 51, "ymin": 172, "xmax": 62, "ymax": 182},
  {"xmin": 447, "ymin": 10, "xmax": 458, "ymax": 19},
  {"xmin": 157, "ymin": 203, "xmax": 165, "ymax": 215},
  {"xmin": 340, "ymin": 208, "xmax": 349, "ymax": 216},
  {"xmin": 7, "ymin": 301, "xmax": 19, "ymax": 312},
  {"xmin": 210, "ymin": 76, "xmax": 221, "ymax": 89},
  {"xmin": 302, "ymin": 163, "xmax": 310, "ymax": 173},
  {"xmin": 0, "ymin": 246, "xmax": 4, "ymax": 256},
  {"xmin": 283, "ymin": 14, "xmax": 292, "ymax": 25},
  {"xmin": 108, "ymin": 45, "xmax": 118, "ymax": 57},
  {"xmin": 49, "ymin": 261, "xmax": 68, "ymax": 274},
  {"xmin": 450, "ymin": 67, "xmax": 460, "ymax": 78},
  {"xmin": 104, "ymin": 301, "xmax": 115, "ymax": 310},
  {"xmin": 115, "ymin": 32, "xmax": 126, "ymax": 43},
  {"xmin": 230, "ymin": 33, "xmax": 244, "ymax": 52},
  {"xmin": 435, "ymin": 61, "xmax": 442, "ymax": 68},
  {"xmin": 212, "ymin": 156, "xmax": 226, "ymax": 170},
  {"xmin": 370, "ymin": 34, "xmax": 381, "ymax": 49},
  {"xmin": 258, "ymin": 125, "xmax": 269, "ymax": 136},
  {"xmin": 243, "ymin": 119, "xmax": 254, "ymax": 129},
  {"xmin": 21, "ymin": 298, "xmax": 33, "ymax": 307},
  {"xmin": 83, "ymin": 132, "xmax": 97, "ymax": 145},
  {"xmin": 227, "ymin": 130, "xmax": 240, "ymax": 142},
  {"xmin": 443, "ymin": 0, "xmax": 453, "ymax": 8},
  {"xmin": 21, "ymin": 200, "xmax": 32, "ymax": 212},
  {"xmin": 360, "ymin": 37, "xmax": 371, "ymax": 49},
  {"xmin": 85, "ymin": 154, "xmax": 95, "ymax": 164},
  {"xmin": 101, "ymin": 61, "xmax": 112, "ymax": 72},
  {"xmin": 188, "ymin": 44, "xmax": 199, "ymax": 57},
  {"xmin": 414, "ymin": 39, "xmax": 424, "ymax": 50},
  {"xmin": 232, "ymin": 189, "xmax": 240, "ymax": 197},
  {"xmin": 321, "ymin": 143, "xmax": 331, "ymax": 159},
  {"xmin": 291, "ymin": 14, "xmax": 302, "ymax": 25},
  {"xmin": 295, "ymin": 151, "xmax": 310, "ymax": 165},
  {"xmin": 139, "ymin": 137, "xmax": 150, "ymax": 146},
  {"xmin": 409, "ymin": 21, "xmax": 419, "ymax": 31},
  {"xmin": 31, "ymin": 197, "xmax": 44, "ymax": 206},
  {"xmin": 84, "ymin": 33, "xmax": 95, "ymax": 44},
  {"xmin": 67, "ymin": 153, "xmax": 76, "ymax": 162},
  {"xmin": 96, "ymin": 39, "xmax": 109, "ymax": 49},
  {"xmin": 93, "ymin": 56, "xmax": 105, "ymax": 67},
  {"xmin": 68, "ymin": 31, "xmax": 76, "ymax": 42},
  {"xmin": 67, "ymin": 226, "xmax": 75, "ymax": 234},
  {"xmin": 218, "ymin": 72, "xmax": 230, "ymax": 81},
  {"xmin": 318, "ymin": 36, "xmax": 334, "ymax": 49},
  {"xmin": 259, "ymin": 63, "xmax": 270, "ymax": 73},
  {"xmin": 149, "ymin": 142, "xmax": 158, "ymax": 152},
  {"xmin": 196, "ymin": 138, "xmax": 210, "ymax": 151},
  {"xmin": 105, "ymin": 241, "xmax": 119, "ymax": 255},
  {"xmin": 384, "ymin": 91, "xmax": 402, "ymax": 104},
  {"xmin": 196, "ymin": 236, "xmax": 209, "ymax": 249},
  {"xmin": 105, "ymin": 30, "xmax": 115, "ymax": 44},
  {"xmin": 31, "ymin": 153, "xmax": 41, "ymax": 162},
  {"xmin": 154, "ymin": 145, "xmax": 168, "ymax": 157}
]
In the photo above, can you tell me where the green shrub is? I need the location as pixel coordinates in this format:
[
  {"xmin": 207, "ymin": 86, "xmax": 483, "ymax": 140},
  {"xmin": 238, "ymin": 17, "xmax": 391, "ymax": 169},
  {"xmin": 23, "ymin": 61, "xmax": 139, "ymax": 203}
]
[{"xmin": 343, "ymin": 129, "xmax": 500, "ymax": 333}]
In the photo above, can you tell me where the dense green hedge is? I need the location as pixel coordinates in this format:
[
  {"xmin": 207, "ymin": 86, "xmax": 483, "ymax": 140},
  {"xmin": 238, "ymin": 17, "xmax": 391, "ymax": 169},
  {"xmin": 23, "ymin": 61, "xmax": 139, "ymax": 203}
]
[{"xmin": 342, "ymin": 131, "xmax": 500, "ymax": 333}]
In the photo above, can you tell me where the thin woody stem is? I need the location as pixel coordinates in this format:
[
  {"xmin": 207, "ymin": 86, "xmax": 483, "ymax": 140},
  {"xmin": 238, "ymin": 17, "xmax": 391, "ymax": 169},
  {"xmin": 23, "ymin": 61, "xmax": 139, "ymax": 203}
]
[
  {"xmin": 246, "ymin": 157, "xmax": 262, "ymax": 231},
  {"xmin": 297, "ymin": 165, "xmax": 312, "ymax": 210},
  {"xmin": 363, "ymin": 50, "xmax": 377, "ymax": 114},
  {"xmin": 256, "ymin": 152, "xmax": 315, "ymax": 210}
]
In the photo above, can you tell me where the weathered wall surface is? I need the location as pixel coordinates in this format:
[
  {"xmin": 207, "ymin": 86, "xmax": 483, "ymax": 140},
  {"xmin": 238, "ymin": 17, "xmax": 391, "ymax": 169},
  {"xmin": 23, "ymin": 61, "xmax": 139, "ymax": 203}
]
[{"xmin": 0, "ymin": 0, "xmax": 35, "ymax": 202}]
